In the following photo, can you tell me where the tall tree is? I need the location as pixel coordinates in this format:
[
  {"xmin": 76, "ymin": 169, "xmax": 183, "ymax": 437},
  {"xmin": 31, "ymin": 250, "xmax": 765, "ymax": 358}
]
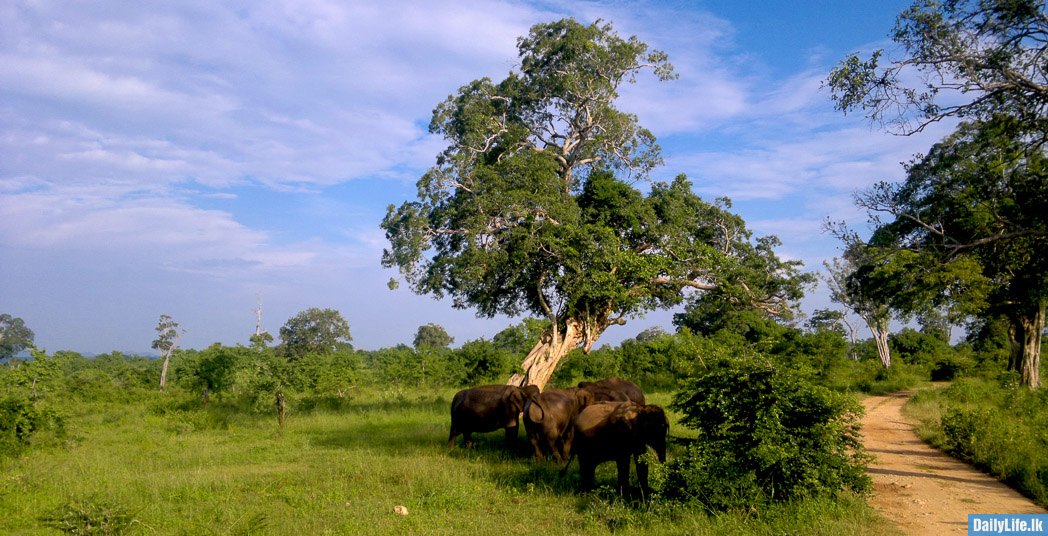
[
  {"xmin": 0, "ymin": 314, "xmax": 35, "ymax": 360},
  {"xmin": 382, "ymin": 19, "xmax": 809, "ymax": 390},
  {"xmin": 413, "ymin": 323, "xmax": 455, "ymax": 349},
  {"xmin": 826, "ymin": 0, "xmax": 1048, "ymax": 138},
  {"xmin": 822, "ymin": 251, "xmax": 894, "ymax": 368},
  {"xmin": 855, "ymin": 118, "xmax": 1044, "ymax": 387},
  {"xmin": 152, "ymin": 315, "xmax": 183, "ymax": 392},
  {"xmin": 279, "ymin": 308, "xmax": 352, "ymax": 359}
]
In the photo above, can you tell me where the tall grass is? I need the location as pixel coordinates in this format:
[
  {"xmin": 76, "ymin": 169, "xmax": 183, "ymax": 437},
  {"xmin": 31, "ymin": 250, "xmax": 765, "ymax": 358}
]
[{"xmin": 0, "ymin": 389, "xmax": 897, "ymax": 535}]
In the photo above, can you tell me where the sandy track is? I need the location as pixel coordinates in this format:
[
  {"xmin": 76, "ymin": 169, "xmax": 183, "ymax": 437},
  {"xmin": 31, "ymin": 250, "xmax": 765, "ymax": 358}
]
[{"xmin": 860, "ymin": 389, "xmax": 1047, "ymax": 535}]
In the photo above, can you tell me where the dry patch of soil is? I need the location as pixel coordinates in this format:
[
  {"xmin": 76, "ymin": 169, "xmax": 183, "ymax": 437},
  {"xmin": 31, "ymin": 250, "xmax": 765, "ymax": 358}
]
[{"xmin": 861, "ymin": 389, "xmax": 1047, "ymax": 535}]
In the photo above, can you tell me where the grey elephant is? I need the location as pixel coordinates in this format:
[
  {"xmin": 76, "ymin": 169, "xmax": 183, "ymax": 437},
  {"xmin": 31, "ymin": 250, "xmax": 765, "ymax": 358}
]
[
  {"xmin": 576, "ymin": 376, "xmax": 645, "ymax": 406},
  {"xmin": 448, "ymin": 384, "xmax": 540, "ymax": 449},
  {"xmin": 522, "ymin": 388, "xmax": 586, "ymax": 462},
  {"xmin": 563, "ymin": 400, "xmax": 668, "ymax": 493}
]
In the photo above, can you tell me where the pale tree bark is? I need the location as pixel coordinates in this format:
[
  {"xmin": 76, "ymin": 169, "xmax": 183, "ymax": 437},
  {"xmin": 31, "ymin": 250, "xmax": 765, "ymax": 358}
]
[
  {"xmin": 861, "ymin": 313, "xmax": 892, "ymax": 368},
  {"xmin": 841, "ymin": 315, "xmax": 859, "ymax": 360},
  {"xmin": 159, "ymin": 352, "xmax": 171, "ymax": 392},
  {"xmin": 1008, "ymin": 302, "xmax": 1044, "ymax": 389},
  {"xmin": 158, "ymin": 328, "xmax": 182, "ymax": 392},
  {"xmin": 507, "ymin": 315, "xmax": 620, "ymax": 392}
]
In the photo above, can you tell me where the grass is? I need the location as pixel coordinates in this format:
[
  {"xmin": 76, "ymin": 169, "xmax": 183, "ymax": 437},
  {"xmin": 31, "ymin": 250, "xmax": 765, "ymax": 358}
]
[{"xmin": 0, "ymin": 388, "xmax": 899, "ymax": 535}]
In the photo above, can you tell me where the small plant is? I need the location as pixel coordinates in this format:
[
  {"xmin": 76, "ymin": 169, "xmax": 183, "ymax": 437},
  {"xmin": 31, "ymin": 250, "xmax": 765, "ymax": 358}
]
[{"xmin": 43, "ymin": 498, "xmax": 138, "ymax": 535}]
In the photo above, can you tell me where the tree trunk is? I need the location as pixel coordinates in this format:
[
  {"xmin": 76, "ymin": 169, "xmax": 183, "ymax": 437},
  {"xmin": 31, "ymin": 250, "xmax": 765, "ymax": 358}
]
[
  {"xmin": 841, "ymin": 316, "xmax": 858, "ymax": 360},
  {"xmin": 159, "ymin": 352, "xmax": 170, "ymax": 392},
  {"xmin": 873, "ymin": 329, "xmax": 891, "ymax": 368},
  {"xmin": 863, "ymin": 315, "xmax": 891, "ymax": 368},
  {"xmin": 507, "ymin": 318, "xmax": 589, "ymax": 392},
  {"xmin": 276, "ymin": 391, "xmax": 287, "ymax": 427},
  {"xmin": 1008, "ymin": 303, "xmax": 1044, "ymax": 389}
]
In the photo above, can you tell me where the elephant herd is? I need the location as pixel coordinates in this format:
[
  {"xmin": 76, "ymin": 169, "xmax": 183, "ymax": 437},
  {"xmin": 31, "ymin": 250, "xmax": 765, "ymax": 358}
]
[{"xmin": 448, "ymin": 377, "xmax": 669, "ymax": 493}]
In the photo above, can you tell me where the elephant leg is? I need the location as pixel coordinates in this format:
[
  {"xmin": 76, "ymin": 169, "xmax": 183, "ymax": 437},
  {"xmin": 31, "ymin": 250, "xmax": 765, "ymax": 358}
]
[
  {"xmin": 579, "ymin": 458, "xmax": 596, "ymax": 491},
  {"xmin": 529, "ymin": 433, "xmax": 544, "ymax": 459},
  {"xmin": 561, "ymin": 427, "xmax": 574, "ymax": 463},
  {"xmin": 616, "ymin": 456, "xmax": 631, "ymax": 492},
  {"xmin": 550, "ymin": 436, "xmax": 565, "ymax": 464},
  {"xmin": 546, "ymin": 430, "xmax": 562, "ymax": 463},
  {"xmin": 447, "ymin": 425, "xmax": 459, "ymax": 448},
  {"xmin": 636, "ymin": 457, "xmax": 650, "ymax": 492},
  {"xmin": 504, "ymin": 424, "xmax": 518, "ymax": 446},
  {"xmin": 463, "ymin": 431, "xmax": 474, "ymax": 449}
]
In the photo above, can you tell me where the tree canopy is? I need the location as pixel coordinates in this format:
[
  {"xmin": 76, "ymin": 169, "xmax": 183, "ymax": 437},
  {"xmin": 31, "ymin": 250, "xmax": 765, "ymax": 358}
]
[
  {"xmin": 381, "ymin": 18, "xmax": 809, "ymax": 389},
  {"xmin": 0, "ymin": 314, "xmax": 34, "ymax": 360},
  {"xmin": 854, "ymin": 118, "xmax": 1047, "ymax": 386},
  {"xmin": 413, "ymin": 323, "xmax": 455, "ymax": 349},
  {"xmin": 279, "ymin": 308, "xmax": 352, "ymax": 358},
  {"xmin": 827, "ymin": 0, "xmax": 1048, "ymax": 137}
]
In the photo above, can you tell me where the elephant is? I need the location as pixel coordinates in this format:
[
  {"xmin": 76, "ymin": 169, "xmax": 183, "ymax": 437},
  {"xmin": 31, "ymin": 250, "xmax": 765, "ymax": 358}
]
[
  {"xmin": 576, "ymin": 376, "xmax": 645, "ymax": 406},
  {"xmin": 522, "ymin": 388, "xmax": 585, "ymax": 462},
  {"xmin": 448, "ymin": 384, "xmax": 540, "ymax": 449},
  {"xmin": 563, "ymin": 401, "xmax": 669, "ymax": 493}
]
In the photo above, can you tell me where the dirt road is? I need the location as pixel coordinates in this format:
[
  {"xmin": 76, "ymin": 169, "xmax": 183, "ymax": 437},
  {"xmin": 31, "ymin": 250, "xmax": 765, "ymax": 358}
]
[{"xmin": 861, "ymin": 389, "xmax": 1047, "ymax": 535}]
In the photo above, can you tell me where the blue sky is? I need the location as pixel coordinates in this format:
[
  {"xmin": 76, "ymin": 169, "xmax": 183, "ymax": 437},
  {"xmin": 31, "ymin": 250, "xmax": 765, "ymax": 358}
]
[{"xmin": 0, "ymin": 0, "xmax": 957, "ymax": 354}]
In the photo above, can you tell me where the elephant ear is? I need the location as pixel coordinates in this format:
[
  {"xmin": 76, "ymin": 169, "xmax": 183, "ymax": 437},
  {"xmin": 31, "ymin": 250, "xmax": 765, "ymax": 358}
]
[
  {"xmin": 575, "ymin": 388, "xmax": 595, "ymax": 409},
  {"xmin": 611, "ymin": 402, "xmax": 642, "ymax": 438},
  {"xmin": 506, "ymin": 388, "xmax": 526, "ymax": 412},
  {"xmin": 639, "ymin": 406, "xmax": 669, "ymax": 434}
]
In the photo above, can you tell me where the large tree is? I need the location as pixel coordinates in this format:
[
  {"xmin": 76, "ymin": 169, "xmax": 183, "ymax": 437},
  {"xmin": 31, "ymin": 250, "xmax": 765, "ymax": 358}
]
[
  {"xmin": 0, "ymin": 314, "xmax": 35, "ymax": 360},
  {"xmin": 822, "ymin": 251, "xmax": 895, "ymax": 368},
  {"xmin": 279, "ymin": 308, "xmax": 352, "ymax": 359},
  {"xmin": 827, "ymin": 0, "xmax": 1048, "ymax": 387},
  {"xmin": 413, "ymin": 323, "xmax": 455, "ymax": 349},
  {"xmin": 856, "ymin": 118, "xmax": 1046, "ymax": 387},
  {"xmin": 152, "ymin": 314, "xmax": 183, "ymax": 392},
  {"xmin": 382, "ymin": 19, "xmax": 809, "ymax": 390},
  {"xmin": 826, "ymin": 0, "xmax": 1048, "ymax": 138}
]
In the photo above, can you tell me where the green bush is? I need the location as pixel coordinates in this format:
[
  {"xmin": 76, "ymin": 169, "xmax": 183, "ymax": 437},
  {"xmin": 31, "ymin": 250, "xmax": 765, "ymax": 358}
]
[
  {"xmin": 0, "ymin": 396, "xmax": 66, "ymax": 456},
  {"xmin": 660, "ymin": 357, "xmax": 871, "ymax": 509}
]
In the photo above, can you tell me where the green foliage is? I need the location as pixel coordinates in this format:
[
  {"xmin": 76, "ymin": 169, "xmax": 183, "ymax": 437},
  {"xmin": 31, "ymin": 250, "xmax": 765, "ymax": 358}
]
[
  {"xmin": 383, "ymin": 18, "xmax": 808, "ymax": 373},
  {"xmin": 455, "ymin": 338, "xmax": 514, "ymax": 384},
  {"xmin": 491, "ymin": 317, "xmax": 549, "ymax": 356},
  {"xmin": 0, "ymin": 396, "xmax": 65, "ymax": 456},
  {"xmin": 175, "ymin": 343, "xmax": 248, "ymax": 407},
  {"xmin": 413, "ymin": 323, "xmax": 455, "ymax": 349},
  {"xmin": 151, "ymin": 314, "xmax": 182, "ymax": 356},
  {"xmin": 664, "ymin": 357, "xmax": 871, "ymax": 509},
  {"xmin": 8, "ymin": 347, "xmax": 63, "ymax": 402},
  {"xmin": 852, "ymin": 117, "xmax": 1048, "ymax": 386},
  {"xmin": 827, "ymin": 0, "xmax": 1048, "ymax": 135},
  {"xmin": 0, "ymin": 314, "xmax": 34, "ymax": 359},
  {"xmin": 279, "ymin": 308, "xmax": 352, "ymax": 358}
]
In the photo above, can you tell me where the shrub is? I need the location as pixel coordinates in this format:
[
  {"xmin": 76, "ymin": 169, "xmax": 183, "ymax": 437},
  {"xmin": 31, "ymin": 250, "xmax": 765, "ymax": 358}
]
[
  {"xmin": 660, "ymin": 357, "xmax": 871, "ymax": 509},
  {"xmin": 0, "ymin": 396, "xmax": 66, "ymax": 456}
]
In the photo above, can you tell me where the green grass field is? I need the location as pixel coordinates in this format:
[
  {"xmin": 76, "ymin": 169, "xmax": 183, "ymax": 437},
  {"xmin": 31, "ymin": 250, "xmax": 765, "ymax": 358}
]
[{"xmin": 0, "ymin": 389, "xmax": 899, "ymax": 535}]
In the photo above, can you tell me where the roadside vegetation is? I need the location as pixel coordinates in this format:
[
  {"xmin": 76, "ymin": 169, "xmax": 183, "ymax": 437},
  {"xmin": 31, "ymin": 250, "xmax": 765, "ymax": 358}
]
[{"xmin": 906, "ymin": 374, "xmax": 1048, "ymax": 509}]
